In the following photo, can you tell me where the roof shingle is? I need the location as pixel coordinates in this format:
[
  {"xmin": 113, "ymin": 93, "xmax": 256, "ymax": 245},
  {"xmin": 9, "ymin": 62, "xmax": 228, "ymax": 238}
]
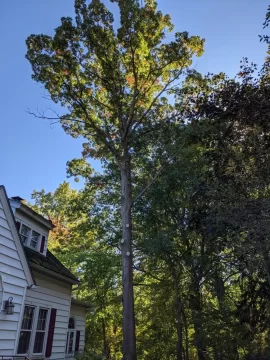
[{"xmin": 24, "ymin": 247, "xmax": 79, "ymax": 283}]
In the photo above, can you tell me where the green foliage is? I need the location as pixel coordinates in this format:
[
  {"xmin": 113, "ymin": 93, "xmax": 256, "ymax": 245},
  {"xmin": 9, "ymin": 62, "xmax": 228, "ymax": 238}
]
[
  {"xmin": 26, "ymin": 0, "xmax": 204, "ymax": 163},
  {"xmin": 26, "ymin": 2, "xmax": 204, "ymax": 358},
  {"xmin": 32, "ymin": 69, "xmax": 270, "ymax": 357},
  {"xmin": 27, "ymin": 2, "xmax": 270, "ymax": 360},
  {"xmin": 75, "ymin": 350, "xmax": 106, "ymax": 360},
  {"xmin": 31, "ymin": 183, "xmax": 122, "ymax": 358}
]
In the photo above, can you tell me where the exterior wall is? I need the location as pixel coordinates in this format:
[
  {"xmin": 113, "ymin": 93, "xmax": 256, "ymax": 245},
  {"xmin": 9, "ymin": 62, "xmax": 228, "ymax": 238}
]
[
  {"xmin": 25, "ymin": 271, "xmax": 73, "ymax": 360},
  {"xmin": 70, "ymin": 303, "xmax": 86, "ymax": 354},
  {"xmin": 0, "ymin": 199, "xmax": 28, "ymax": 356},
  {"xmin": 0, "ymin": 188, "xmax": 87, "ymax": 359}
]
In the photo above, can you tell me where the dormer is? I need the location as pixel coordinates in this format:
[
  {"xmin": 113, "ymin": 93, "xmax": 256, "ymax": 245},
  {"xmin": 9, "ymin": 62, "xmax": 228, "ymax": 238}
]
[{"xmin": 9, "ymin": 196, "xmax": 54, "ymax": 256}]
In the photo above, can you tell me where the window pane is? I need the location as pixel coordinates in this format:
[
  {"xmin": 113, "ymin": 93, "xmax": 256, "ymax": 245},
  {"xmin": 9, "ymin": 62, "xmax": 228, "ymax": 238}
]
[
  {"xmin": 68, "ymin": 331, "xmax": 74, "ymax": 353},
  {"xmin": 68, "ymin": 317, "xmax": 75, "ymax": 329},
  {"xmin": 37, "ymin": 309, "xmax": 48, "ymax": 330},
  {"xmin": 33, "ymin": 332, "xmax": 45, "ymax": 353},
  {"xmin": 20, "ymin": 225, "xmax": 30, "ymax": 244},
  {"xmin": 17, "ymin": 331, "xmax": 31, "ymax": 354},
  {"xmin": 30, "ymin": 231, "xmax": 40, "ymax": 249},
  {"xmin": 30, "ymin": 240, "xmax": 37, "ymax": 249},
  {"xmin": 22, "ymin": 306, "xmax": 35, "ymax": 330},
  {"xmin": 21, "ymin": 225, "xmax": 30, "ymax": 236}
]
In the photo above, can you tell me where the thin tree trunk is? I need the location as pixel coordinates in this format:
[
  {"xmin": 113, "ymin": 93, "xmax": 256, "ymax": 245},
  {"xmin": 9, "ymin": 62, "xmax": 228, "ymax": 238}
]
[
  {"xmin": 213, "ymin": 273, "xmax": 223, "ymax": 360},
  {"xmin": 262, "ymin": 245, "xmax": 270, "ymax": 287},
  {"xmin": 176, "ymin": 301, "xmax": 183, "ymax": 360},
  {"xmin": 120, "ymin": 151, "xmax": 137, "ymax": 360},
  {"xmin": 102, "ymin": 317, "xmax": 110, "ymax": 359},
  {"xmin": 190, "ymin": 277, "xmax": 207, "ymax": 360},
  {"xmin": 171, "ymin": 266, "xmax": 183, "ymax": 360},
  {"xmin": 182, "ymin": 308, "xmax": 189, "ymax": 360},
  {"xmin": 214, "ymin": 271, "xmax": 239, "ymax": 360}
]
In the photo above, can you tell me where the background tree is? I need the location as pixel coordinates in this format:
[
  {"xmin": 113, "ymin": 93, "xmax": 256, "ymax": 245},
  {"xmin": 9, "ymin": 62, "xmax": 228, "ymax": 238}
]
[
  {"xmin": 31, "ymin": 60, "xmax": 270, "ymax": 358},
  {"xmin": 175, "ymin": 53, "xmax": 270, "ymax": 358},
  {"xmin": 31, "ymin": 182, "xmax": 123, "ymax": 359},
  {"xmin": 26, "ymin": 3, "xmax": 270, "ymax": 359}
]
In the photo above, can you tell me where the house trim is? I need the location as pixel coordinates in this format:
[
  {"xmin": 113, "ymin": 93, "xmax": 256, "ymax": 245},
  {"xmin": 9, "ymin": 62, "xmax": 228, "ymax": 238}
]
[
  {"xmin": 0, "ymin": 186, "xmax": 35, "ymax": 287},
  {"xmin": 11, "ymin": 199, "xmax": 54, "ymax": 231},
  {"xmin": 71, "ymin": 298, "xmax": 91, "ymax": 309},
  {"xmin": 30, "ymin": 263, "xmax": 79, "ymax": 285}
]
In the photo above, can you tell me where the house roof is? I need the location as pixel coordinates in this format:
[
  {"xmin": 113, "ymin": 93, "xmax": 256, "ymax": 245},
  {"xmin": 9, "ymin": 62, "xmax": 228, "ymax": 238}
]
[
  {"xmin": 71, "ymin": 298, "xmax": 91, "ymax": 309},
  {"xmin": 24, "ymin": 247, "xmax": 79, "ymax": 284},
  {"xmin": 1, "ymin": 185, "xmax": 79, "ymax": 286},
  {"xmin": 11, "ymin": 197, "xmax": 55, "ymax": 230}
]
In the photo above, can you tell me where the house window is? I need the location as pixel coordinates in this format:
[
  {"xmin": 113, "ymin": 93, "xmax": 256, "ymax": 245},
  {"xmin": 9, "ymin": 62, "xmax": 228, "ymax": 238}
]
[
  {"xmin": 17, "ymin": 306, "xmax": 49, "ymax": 356},
  {"xmin": 33, "ymin": 308, "xmax": 48, "ymax": 353},
  {"xmin": 17, "ymin": 306, "xmax": 35, "ymax": 354},
  {"xmin": 17, "ymin": 221, "xmax": 44, "ymax": 252},
  {"xmin": 66, "ymin": 317, "xmax": 76, "ymax": 354},
  {"xmin": 20, "ymin": 224, "xmax": 30, "ymax": 245},
  {"xmin": 30, "ymin": 231, "xmax": 40, "ymax": 250}
]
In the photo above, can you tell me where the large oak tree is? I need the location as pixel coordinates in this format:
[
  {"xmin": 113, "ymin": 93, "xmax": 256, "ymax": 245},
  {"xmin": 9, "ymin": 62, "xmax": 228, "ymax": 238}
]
[{"xmin": 26, "ymin": 0, "xmax": 204, "ymax": 358}]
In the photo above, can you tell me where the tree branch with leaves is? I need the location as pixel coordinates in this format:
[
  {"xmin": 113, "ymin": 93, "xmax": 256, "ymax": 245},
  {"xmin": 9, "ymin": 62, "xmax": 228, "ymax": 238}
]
[{"xmin": 26, "ymin": 1, "xmax": 204, "ymax": 358}]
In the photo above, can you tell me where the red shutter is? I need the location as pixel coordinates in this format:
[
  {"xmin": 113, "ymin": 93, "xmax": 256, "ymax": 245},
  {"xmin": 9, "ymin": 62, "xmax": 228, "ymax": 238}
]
[
  {"xmin": 75, "ymin": 330, "xmax": 81, "ymax": 352},
  {"xmin": 45, "ymin": 308, "xmax": 57, "ymax": 357},
  {"xmin": 16, "ymin": 221, "xmax": 21, "ymax": 232},
  {"xmin": 40, "ymin": 236, "xmax": 46, "ymax": 254}
]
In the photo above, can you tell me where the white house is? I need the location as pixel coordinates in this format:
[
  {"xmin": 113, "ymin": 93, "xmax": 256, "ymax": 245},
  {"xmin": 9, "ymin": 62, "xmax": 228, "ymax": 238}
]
[{"xmin": 0, "ymin": 185, "xmax": 88, "ymax": 359}]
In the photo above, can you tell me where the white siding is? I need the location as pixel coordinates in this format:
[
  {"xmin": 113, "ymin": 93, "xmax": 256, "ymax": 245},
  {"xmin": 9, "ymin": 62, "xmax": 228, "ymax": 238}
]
[
  {"xmin": 70, "ymin": 304, "xmax": 86, "ymax": 354},
  {"xmin": 25, "ymin": 271, "xmax": 72, "ymax": 360},
  {"xmin": 0, "ymin": 199, "xmax": 28, "ymax": 356},
  {"xmin": 0, "ymin": 191, "xmax": 87, "ymax": 359}
]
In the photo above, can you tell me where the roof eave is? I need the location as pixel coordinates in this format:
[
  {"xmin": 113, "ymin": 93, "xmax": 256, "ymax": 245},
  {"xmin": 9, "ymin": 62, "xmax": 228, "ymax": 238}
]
[
  {"xmin": 30, "ymin": 262, "xmax": 79, "ymax": 285},
  {"xmin": 15, "ymin": 202, "xmax": 55, "ymax": 230},
  {"xmin": 71, "ymin": 298, "xmax": 91, "ymax": 309}
]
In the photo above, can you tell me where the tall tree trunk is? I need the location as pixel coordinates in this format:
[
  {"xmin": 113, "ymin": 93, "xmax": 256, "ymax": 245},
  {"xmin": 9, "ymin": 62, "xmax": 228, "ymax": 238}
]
[
  {"xmin": 214, "ymin": 271, "xmax": 239, "ymax": 360},
  {"xmin": 102, "ymin": 317, "xmax": 110, "ymax": 359},
  {"xmin": 213, "ymin": 272, "xmax": 223, "ymax": 360},
  {"xmin": 182, "ymin": 308, "xmax": 189, "ymax": 360},
  {"xmin": 190, "ymin": 277, "xmax": 207, "ymax": 360},
  {"xmin": 170, "ymin": 264, "xmax": 183, "ymax": 360},
  {"xmin": 262, "ymin": 244, "xmax": 270, "ymax": 287},
  {"xmin": 120, "ymin": 151, "xmax": 137, "ymax": 360},
  {"xmin": 175, "ymin": 299, "xmax": 183, "ymax": 360}
]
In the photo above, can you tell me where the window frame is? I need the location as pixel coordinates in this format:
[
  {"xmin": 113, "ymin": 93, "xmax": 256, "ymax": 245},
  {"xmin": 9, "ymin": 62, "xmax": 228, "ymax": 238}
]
[
  {"xmin": 17, "ymin": 305, "xmax": 36, "ymax": 356},
  {"xmin": 17, "ymin": 305, "xmax": 50, "ymax": 357},
  {"xmin": 66, "ymin": 317, "xmax": 76, "ymax": 356},
  {"xmin": 19, "ymin": 224, "xmax": 31, "ymax": 245},
  {"xmin": 17, "ymin": 220, "xmax": 45, "ymax": 253},
  {"xmin": 33, "ymin": 307, "xmax": 49, "ymax": 355},
  {"xmin": 30, "ymin": 230, "xmax": 41, "ymax": 250}
]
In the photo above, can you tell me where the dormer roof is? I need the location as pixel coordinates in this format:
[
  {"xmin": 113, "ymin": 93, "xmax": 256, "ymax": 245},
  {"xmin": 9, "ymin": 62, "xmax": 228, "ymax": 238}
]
[
  {"xmin": 24, "ymin": 247, "xmax": 79, "ymax": 285},
  {"xmin": 10, "ymin": 197, "xmax": 54, "ymax": 230}
]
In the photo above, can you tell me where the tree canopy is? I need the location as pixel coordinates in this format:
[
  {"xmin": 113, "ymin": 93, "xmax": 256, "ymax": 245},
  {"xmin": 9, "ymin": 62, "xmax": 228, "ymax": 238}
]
[{"xmin": 26, "ymin": 1, "xmax": 270, "ymax": 359}]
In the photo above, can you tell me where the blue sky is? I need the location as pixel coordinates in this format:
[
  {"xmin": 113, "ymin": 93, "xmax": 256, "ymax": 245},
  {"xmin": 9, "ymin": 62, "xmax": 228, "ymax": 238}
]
[{"xmin": 0, "ymin": 0, "xmax": 268, "ymax": 200}]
